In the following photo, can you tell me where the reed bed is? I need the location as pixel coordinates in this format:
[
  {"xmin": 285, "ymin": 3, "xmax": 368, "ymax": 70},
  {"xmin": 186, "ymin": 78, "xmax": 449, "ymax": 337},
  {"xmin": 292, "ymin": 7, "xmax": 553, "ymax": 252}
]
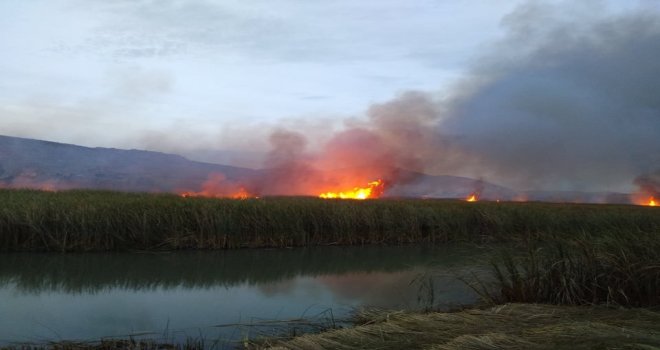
[
  {"xmin": 475, "ymin": 232, "xmax": 660, "ymax": 308},
  {"xmin": 0, "ymin": 189, "xmax": 658, "ymax": 252}
]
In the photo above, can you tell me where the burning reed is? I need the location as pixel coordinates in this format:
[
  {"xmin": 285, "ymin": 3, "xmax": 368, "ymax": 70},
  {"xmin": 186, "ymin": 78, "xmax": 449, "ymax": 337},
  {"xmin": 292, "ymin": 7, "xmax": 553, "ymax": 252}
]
[{"xmin": 0, "ymin": 189, "xmax": 658, "ymax": 252}]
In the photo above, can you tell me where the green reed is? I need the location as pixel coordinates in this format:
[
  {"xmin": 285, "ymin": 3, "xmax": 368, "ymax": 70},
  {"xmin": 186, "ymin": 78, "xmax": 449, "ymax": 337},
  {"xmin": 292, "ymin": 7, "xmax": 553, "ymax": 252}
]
[
  {"xmin": 0, "ymin": 189, "xmax": 658, "ymax": 252},
  {"xmin": 477, "ymin": 231, "xmax": 660, "ymax": 308}
]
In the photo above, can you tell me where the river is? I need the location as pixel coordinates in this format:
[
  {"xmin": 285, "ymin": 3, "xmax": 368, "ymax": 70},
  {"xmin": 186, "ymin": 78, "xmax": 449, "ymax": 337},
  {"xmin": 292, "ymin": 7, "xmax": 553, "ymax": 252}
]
[{"xmin": 0, "ymin": 245, "xmax": 492, "ymax": 347}]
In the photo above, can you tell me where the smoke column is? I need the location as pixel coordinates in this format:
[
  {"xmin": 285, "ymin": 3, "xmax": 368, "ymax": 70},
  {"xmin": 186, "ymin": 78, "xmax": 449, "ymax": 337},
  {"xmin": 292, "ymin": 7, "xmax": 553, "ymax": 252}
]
[{"xmin": 254, "ymin": 2, "xmax": 660, "ymax": 197}]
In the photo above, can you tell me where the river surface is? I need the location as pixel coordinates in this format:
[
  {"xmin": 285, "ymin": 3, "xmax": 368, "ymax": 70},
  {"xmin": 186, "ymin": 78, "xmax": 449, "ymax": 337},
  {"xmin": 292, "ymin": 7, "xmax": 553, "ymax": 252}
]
[{"xmin": 0, "ymin": 245, "xmax": 492, "ymax": 347}]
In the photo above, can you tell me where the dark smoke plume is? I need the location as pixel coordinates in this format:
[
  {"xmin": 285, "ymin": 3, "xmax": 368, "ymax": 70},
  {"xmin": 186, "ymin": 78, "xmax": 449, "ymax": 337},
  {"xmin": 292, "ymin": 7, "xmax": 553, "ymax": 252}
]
[
  {"xmin": 635, "ymin": 171, "xmax": 660, "ymax": 198},
  {"xmin": 250, "ymin": 2, "xmax": 660, "ymax": 198},
  {"xmin": 441, "ymin": 2, "xmax": 660, "ymax": 192}
]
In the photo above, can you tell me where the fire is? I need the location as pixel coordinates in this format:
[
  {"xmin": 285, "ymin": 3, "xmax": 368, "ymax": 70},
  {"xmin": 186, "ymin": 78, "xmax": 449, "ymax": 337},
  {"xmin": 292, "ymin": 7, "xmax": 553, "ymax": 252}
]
[
  {"xmin": 466, "ymin": 193, "xmax": 478, "ymax": 202},
  {"xmin": 180, "ymin": 187, "xmax": 254, "ymax": 200},
  {"xmin": 631, "ymin": 194, "xmax": 658, "ymax": 206},
  {"xmin": 232, "ymin": 187, "xmax": 251, "ymax": 200},
  {"xmin": 319, "ymin": 179, "xmax": 384, "ymax": 200},
  {"xmin": 178, "ymin": 173, "xmax": 256, "ymax": 199}
]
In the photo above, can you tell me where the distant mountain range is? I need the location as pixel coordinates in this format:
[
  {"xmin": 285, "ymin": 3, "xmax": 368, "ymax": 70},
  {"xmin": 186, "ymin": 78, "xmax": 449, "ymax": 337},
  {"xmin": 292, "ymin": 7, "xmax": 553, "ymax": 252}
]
[
  {"xmin": 0, "ymin": 135, "xmax": 256, "ymax": 193},
  {"xmin": 0, "ymin": 135, "xmax": 632, "ymax": 203}
]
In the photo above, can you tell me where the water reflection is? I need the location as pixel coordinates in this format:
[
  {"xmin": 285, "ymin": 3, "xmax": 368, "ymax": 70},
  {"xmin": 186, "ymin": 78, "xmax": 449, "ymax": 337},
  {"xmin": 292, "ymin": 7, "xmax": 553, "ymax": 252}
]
[
  {"xmin": 0, "ymin": 246, "xmax": 489, "ymax": 293},
  {"xmin": 0, "ymin": 245, "xmax": 491, "ymax": 346}
]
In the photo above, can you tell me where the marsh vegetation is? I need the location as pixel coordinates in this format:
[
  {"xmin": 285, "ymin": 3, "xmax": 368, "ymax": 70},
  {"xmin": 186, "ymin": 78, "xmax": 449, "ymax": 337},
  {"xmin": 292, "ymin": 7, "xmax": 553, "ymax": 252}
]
[{"xmin": 1, "ymin": 189, "xmax": 658, "ymax": 252}]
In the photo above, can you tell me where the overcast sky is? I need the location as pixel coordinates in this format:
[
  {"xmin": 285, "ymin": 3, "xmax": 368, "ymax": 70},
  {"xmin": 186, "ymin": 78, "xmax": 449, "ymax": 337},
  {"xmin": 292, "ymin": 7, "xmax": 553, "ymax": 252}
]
[
  {"xmin": 0, "ymin": 1, "xmax": 536, "ymax": 150},
  {"xmin": 1, "ymin": 0, "xmax": 659, "ymax": 192}
]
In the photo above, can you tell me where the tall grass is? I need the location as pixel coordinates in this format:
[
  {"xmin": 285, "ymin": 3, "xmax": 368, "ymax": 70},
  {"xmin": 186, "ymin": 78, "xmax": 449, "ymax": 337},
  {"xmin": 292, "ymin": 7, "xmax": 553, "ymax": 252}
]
[
  {"xmin": 0, "ymin": 189, "xmax": 658, "ymax": 252},
  {"xmin": 477, "ymin": 232, "xmax": 660, "ymax": 308}
]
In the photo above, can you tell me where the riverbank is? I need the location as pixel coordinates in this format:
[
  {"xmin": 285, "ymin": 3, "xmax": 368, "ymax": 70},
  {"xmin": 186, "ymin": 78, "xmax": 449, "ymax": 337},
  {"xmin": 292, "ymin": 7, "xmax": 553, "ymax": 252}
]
[
  {"xmin": 257, "ymin": 229, "xmax": 660, "ymax": 348},
  {"xmin": 1, "ymin": 189, "xmax": 658, "ymax": 252},
  {"xmin": 257, "ymin": 303, "xmax": 660, "ymax": 349},
  {"xmin": 4, "ymin": 303, "xmax": 659, "ymax": 350}
]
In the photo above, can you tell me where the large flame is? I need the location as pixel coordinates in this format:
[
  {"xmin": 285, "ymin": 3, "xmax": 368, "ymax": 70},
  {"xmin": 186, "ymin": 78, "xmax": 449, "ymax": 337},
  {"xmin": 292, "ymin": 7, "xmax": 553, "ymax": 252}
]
[
  {"xmin": 319, "ymin": 179, "xmax": 384, "ymax": 200},
  {"xmin": 631, "ymin": 194, "xmax": 658, "ymax": 207},
  {"xmin": 466, "ymin": 193, "xmax": 478, "ymax": 202}
]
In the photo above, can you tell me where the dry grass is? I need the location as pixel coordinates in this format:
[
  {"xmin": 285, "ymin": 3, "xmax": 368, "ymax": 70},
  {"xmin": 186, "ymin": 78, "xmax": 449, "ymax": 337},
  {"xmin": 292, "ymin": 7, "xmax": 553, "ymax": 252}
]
[{"xmin": 257, "ymin": 303, "xmax": 660, "ymax": 350}]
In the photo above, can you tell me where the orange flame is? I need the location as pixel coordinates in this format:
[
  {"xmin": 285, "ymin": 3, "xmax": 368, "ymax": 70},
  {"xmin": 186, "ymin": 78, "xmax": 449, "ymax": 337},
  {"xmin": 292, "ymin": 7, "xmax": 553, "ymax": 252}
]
[
  {"xmin": 632, "ymin": 194, "xmax": 658, "ymax": 207},
  {"xmin": 466, "ymin": 193, "xmax": 478, "ymax": 202},
  {"xmin": 180, "ymin": 187, "xmax": 254, "ymax": 200},
  {"xmin": 178, "ymin": 173, "xmax": 256, "ymax": 199},
  {"xmin": 319, "ymin": 179, "xmax": 384, "ymax": 200},
  {"xmin": 232, "ymin": 187, "xmax": 251, "ymax": 200}
]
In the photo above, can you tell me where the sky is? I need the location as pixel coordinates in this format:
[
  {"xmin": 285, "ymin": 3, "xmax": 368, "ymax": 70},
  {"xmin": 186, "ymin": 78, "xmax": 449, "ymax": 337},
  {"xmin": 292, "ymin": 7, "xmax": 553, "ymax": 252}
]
[
  {"xmin": 1, "ymin": 0, "xmax": 659, "ymax": 192},
  {"xmin": 0, "ymin": 1, "xmax": 513, "ymax": 150}
]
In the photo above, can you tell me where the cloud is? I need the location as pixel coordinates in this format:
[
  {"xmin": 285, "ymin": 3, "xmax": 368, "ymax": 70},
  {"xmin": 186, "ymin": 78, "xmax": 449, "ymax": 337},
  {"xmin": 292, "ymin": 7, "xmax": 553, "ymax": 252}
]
[
  {"xmin": 0, "ymin": 67, "xmax": 174, "ymax": 147},
  {"xmin": 49, "ymin": 0, "xmax": 515, "ymax": 65}
]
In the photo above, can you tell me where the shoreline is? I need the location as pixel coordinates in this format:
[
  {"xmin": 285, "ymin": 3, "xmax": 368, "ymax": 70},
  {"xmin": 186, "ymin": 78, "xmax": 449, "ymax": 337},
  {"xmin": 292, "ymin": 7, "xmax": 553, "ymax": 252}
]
[{"xmin": 3, "ymin": 303, "xmax": 659, "ymax": 349}]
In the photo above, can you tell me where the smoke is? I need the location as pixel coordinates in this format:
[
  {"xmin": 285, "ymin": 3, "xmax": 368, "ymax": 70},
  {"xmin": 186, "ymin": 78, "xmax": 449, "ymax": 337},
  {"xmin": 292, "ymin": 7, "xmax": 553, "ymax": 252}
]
[
  {"xmin": 247, "ymin": 2, "xmax": 660, "ymax": 196},
  {"xmin": 440, "ymin": 2, "xmax": 660, "ymax": 192},
  {"xmin": 244, "ymin": 91, "xmax": 449, "ymax": 196},
  {"xmin": 634, "ymin": 171, "xmax": 660, "ymax": 198}
]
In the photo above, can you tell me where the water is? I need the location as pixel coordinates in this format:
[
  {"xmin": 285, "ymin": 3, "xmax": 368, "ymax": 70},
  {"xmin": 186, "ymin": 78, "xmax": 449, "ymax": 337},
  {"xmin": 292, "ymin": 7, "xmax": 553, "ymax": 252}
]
[{"xmin": 0, "ymin": 245, "xmax": 492, "ymax": 347}]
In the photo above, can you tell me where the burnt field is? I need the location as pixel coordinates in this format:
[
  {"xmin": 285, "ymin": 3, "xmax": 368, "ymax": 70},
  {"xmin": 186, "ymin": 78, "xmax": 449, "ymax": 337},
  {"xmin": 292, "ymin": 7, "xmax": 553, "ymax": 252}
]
[{"xmin": 0, "ymin": 188, "xmax": 658, "ymax": 252}]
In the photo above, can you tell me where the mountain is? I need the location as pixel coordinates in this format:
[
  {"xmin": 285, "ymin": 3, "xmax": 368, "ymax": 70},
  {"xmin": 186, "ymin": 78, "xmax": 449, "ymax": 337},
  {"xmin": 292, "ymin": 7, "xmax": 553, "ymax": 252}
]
[
  {"xmin": 0, "ymin": 135, "xmax": 515, "ymax": 197},
  {"xmin": 0, "ymin": 135, "xmax": 634, "ymax": 203},
  {"xmin": 0, "ymin": 135, "xmax": 257, "ymax": 192}
]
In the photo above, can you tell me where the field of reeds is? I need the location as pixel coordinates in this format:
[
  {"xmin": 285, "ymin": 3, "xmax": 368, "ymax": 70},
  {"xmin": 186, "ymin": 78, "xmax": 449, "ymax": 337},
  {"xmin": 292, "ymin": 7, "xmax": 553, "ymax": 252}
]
[
  {"xmin": 476, "ymin": 233, "xmax": 660, "ymax": 308},
  {"xmin": 0, "ymin": 189, "xmax": 658, "ymax": 252}
]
